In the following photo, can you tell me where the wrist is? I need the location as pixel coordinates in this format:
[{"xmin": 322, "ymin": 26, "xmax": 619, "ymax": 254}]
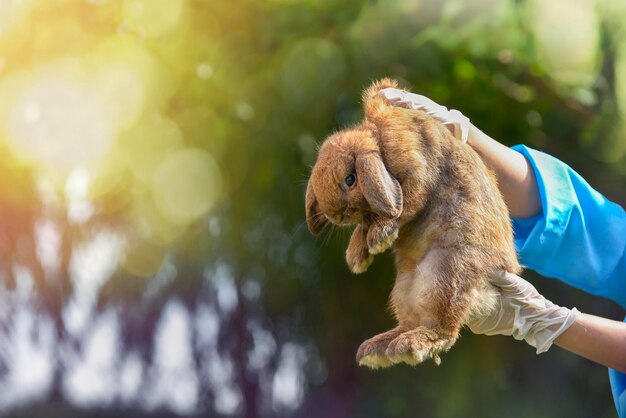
[
  {"xmin": 525, "ymin": 307, "xmax": 580, "ymax": 354},
  {"xmin": 554, "ymin": 312, "xmax": 626, "ymax": 373}
]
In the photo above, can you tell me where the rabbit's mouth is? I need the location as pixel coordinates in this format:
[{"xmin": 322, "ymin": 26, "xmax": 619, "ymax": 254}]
[{"xmin": 328, "ymin": 208, "xmax": 363, "ymax": 226}]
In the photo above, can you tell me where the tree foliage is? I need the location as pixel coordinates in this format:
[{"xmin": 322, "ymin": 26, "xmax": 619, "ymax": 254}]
[{"xmin": 0, "ymin": 0, "xmax": 624, "ymax": 417}]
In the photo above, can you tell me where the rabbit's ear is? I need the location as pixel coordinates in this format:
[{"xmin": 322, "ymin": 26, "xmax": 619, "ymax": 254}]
[
  {"xmin": 356, "ymin": 153, "xmax": 402, "ymax": 218},
  {"xmin": 305, "ymin": 180, "xmax": 328, "ymax": 235}
]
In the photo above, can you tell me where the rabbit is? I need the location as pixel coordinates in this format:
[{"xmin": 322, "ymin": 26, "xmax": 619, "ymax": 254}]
[{"xmin": 305, "ymin": 78, "xmax": 521, "ymax": 368}]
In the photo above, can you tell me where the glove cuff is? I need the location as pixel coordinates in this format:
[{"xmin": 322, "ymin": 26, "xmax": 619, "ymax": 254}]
[{"xmin": 532, "ymin": 307, "xmax": 581, "ymax": 354}]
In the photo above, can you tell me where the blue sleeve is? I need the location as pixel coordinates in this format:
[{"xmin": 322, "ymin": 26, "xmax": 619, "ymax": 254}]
[
  {"xmin": 511, "ymin": 145, "xmax": 626, "ymax": 308},
  {"xmin": 610, "ymin": 367, "xmax": 626, "ymax": 418},
  {"xmin": 511, "ymin": 145, "xmax": 626, "ymax": 417}
]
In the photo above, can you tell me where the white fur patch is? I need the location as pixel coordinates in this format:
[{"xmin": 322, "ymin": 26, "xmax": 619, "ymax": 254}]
[{"xmin": 391, "ymin": 249, "xmax": 441, "ymax": 326}]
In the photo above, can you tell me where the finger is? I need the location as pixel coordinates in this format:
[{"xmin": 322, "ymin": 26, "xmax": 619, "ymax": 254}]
[
  {"xmin": 488, "ymin": 270, "xmax": 520, "ymax": 289},
  {"xmin": 381, "ymin": 89, "xmax": 441, "ymax": 110},
  {"xmin": 406, "ymin": 93, "xmax": 439, "ymax": 107},
  {"xmin": 452, "ymin": 125, "xmax": 460, "ymax": 139},
  {"xmin": 492, "ymin": 272, "xmax": 540, "ymax": 297},
  {"xmin": 449, "ymin": 109, "xmax": 465, "ymax": 119},
  {"xmin": 379, "ymin": 88, "xmax": 406, "ymax": 102},
  {"xmin": 461, "ymin": 129, "xmax": 469, "ymax": 143}
]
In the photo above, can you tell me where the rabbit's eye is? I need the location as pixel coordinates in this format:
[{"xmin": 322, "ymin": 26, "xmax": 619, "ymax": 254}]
[{"xmin": 345, "ymin": 173, "xmax": 356, "ymax": 187}]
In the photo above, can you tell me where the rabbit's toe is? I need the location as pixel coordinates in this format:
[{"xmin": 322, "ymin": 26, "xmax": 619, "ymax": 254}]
[
  {"xmin": 356, "ymin": 339, "xmax": 392, "ymax": 369},
  {"xmin": 357, "ymin": 352, "xmax": 393, "ymax": 369},
  {"xmin": 356, "ymin": 328, "xmax": 406, "ymax": 369}
]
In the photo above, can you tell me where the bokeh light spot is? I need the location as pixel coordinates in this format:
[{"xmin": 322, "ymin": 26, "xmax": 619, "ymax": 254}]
[
  {"xmin": 119, "ymin": 112, "xmax": 184, "ymax": 186},
  {"xmin": 91, "ymin": 35, "xmax": 175, "ymax": 110},
  {"xmin": 235, "ymin": 102, "xmax": 254, "ymax": 121},
  {"xmin": 6, "ymin": 77, "xmax": 114, "ymax": 174},
  {"xmin": 122, "ymin": 0, "xmax": 185, "ymax": 38},
  {"xmin": 152, "ymin": 148, "xmax": 222, "ymax": 226},
  {"xmin": 196, "ymin": 62, "xmax": 214, "ymax": 80},
  {"xmin": 89, "ymin": 66, "xmax": 145, "ymax": 132}
]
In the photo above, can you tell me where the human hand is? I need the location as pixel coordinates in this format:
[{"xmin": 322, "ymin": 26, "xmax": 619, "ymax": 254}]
[
  {"xmin": 379, "ymin": 88, "xmax": 471, "ymax": 143},
  {"xmin": 468, "ymin": 271, "xmax": 581, "ymax": 354}
]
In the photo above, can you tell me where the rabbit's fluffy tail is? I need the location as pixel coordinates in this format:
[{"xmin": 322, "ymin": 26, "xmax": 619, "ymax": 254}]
[{"xmin": 362, "ymin": 78, "xmax": 399, "ymax": 125}]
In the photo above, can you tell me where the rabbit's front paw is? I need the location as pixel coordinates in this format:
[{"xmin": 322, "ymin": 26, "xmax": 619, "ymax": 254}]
[
  {"xmin": 367, "ymin": 219, "xmax": 399, "ymax": 255},
  {"xmin": 346, "ymin": 224, "xmax": 373, "ymax": 274},
  {"xmin": 346, "ymin": 241, "xmax": 373, "ymax": 274},
  {"xmin": 348, "ymin": 255, "xmax": 373, "ymax": 274}
]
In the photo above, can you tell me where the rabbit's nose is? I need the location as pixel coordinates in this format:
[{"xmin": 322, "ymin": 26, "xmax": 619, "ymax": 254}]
[{"xmin": 339, "ymin": 208, "xmax": 360, "ymax": 225}]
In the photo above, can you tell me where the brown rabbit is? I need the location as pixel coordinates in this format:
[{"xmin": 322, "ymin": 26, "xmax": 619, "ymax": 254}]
[{"xmin": 305, "ymin": 78, "xmax": 521, "ymax": 368}]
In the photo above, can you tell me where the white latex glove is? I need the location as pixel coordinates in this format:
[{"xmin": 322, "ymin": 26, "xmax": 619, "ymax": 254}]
[
  {"xmin": 380, "ymin": 88, "xmax": 471, "ymax": 143},
  {"xmin": 468, "ymin": 271, "xmax": 581, "ymax": 354}
]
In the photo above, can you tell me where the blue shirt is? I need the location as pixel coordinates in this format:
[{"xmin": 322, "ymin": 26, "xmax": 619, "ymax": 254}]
[{"xmin": 511, "ymin": 145, "xmax": 626, "ymax": 417}]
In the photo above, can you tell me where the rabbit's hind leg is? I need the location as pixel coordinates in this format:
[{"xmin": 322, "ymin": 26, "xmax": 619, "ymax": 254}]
[{"xmin": 386, "ymin": 247, "xmax": 467, "ymax": 366}]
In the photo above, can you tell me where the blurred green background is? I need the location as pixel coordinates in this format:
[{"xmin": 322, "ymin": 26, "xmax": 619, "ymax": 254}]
[{"xmin": 0, "ymin": 0, "xmax": 625, "ymax": 417}]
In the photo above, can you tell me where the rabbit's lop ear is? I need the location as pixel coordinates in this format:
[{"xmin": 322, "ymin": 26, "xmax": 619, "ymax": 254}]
[
  {"xmin": 305, "ymin": 180, "xmax": 328, "ymax": 235},
  {"xmin": 357, "ymin": 153, "xmax": 402, "ymax": 218}
]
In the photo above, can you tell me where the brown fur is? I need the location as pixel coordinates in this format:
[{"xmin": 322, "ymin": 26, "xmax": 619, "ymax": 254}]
[{"xmin": 305, "ymin": 79, "xmax": 521, "ymax": 367}]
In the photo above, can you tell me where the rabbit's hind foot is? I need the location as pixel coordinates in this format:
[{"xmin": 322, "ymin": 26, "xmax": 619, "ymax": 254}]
[
  {"xmin": 356, "ymin": 327, "xmax": 406, "ymax": 369},
  {"xmin": 385, "ymin": 327, "xmax": 456, "ymax": 366}
]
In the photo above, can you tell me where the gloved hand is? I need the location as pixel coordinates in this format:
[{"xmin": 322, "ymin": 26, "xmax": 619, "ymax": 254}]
[
  {"xmin": 380, "ymin": 88, "xmax": 471, "ymax": 143},
  {"xmin": 468, "ymin": 270, "xmax": 581, "ymax": 354}
]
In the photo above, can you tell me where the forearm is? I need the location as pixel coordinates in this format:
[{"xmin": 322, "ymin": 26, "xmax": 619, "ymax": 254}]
[
  {"xmin": 466, "ymin": 125, "xmax": 542, "ymax": 219},
  {"xmin": 555, "ymin": 313, "xmax": 626, "ymax": 374}
]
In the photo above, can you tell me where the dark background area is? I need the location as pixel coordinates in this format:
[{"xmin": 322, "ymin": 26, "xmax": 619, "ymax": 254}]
[{"xmin": 0, "ymin": 0, "xmax": 624, "ymax": 417}]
